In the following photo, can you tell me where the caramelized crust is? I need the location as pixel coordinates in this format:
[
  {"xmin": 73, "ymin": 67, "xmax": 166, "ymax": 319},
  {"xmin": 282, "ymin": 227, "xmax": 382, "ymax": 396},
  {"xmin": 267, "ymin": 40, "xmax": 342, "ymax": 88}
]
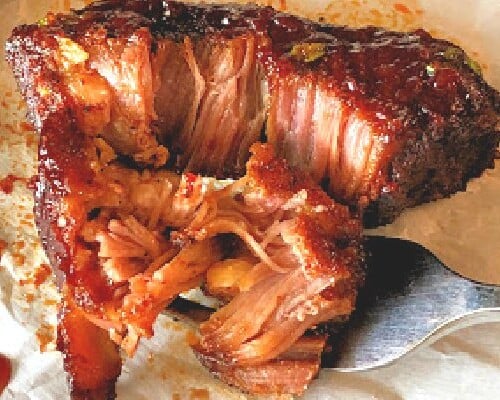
[
  {"xmin": 7, "ymin": 0, "xmax": 499, "ymax": 226},
  {"xmin": 59, "ymin": 301, "xmax": 121, "ymax": 400}
]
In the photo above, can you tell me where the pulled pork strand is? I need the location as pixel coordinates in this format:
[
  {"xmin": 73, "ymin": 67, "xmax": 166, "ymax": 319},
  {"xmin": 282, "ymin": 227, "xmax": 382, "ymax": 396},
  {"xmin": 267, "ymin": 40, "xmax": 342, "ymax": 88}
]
[
  {"xmin": 32, "ymin": 133, "xmax": 363, "ymax": 396},
  {"xmin": 178, "ymin": 144, "xmax": 363, "ymax": 393},
  {"xmin": 74, "ymin": 143, "xmax": 362, "ymax": 395}
]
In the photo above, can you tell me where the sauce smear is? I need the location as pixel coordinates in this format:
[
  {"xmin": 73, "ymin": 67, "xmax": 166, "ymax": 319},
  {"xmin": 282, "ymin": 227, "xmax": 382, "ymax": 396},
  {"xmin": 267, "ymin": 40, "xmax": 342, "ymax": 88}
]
[
  {"xmin": 33, "ymin": 263, "xmax": 52, "ymax": 287},
  {"xmin": 0, "ymin": 175, "xmax": 26, "ymax": 194},
  {"xmin": 0, "ymin": 354, "xmax": 11, "ymax": 394}
]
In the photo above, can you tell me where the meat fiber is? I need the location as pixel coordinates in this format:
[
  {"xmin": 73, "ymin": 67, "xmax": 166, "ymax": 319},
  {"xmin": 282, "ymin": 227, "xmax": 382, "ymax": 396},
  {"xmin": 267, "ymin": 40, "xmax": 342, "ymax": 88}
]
[
  {"xmin": 7, "ymin": 0, "xmax": 499, "ymax": 225},
  {"xmin": 9, "ymin": 120, "xmax": 363, "ymax": 397}
]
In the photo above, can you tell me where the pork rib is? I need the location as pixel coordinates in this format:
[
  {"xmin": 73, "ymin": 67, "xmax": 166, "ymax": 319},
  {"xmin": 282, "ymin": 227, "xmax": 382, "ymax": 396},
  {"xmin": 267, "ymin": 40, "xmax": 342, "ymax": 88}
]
[
  {"xmin": 7, "ymin": 0, "xmax": 499, "ymax": 225},
  {"xmin": 4, "ymin": 0, "xmax": 499, "ymax": 398}
]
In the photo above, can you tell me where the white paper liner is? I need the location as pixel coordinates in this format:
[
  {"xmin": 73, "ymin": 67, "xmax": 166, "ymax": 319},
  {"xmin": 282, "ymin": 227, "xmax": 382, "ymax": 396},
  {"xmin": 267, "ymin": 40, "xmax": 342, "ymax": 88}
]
[{"xmin": 1, "ymin": 1, "xmax": 499, "ymax": 399}]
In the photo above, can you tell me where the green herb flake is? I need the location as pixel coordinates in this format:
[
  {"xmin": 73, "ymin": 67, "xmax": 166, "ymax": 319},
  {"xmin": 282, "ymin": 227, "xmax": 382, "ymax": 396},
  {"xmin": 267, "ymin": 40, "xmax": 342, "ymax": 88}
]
[
  {"xmin": 442, "ymin": 46, "xmax": 482, "ymax": 76},
  {"xmin": 37, "ymin": 17, "xmax": 49, "ymax": 26},
  {"xmin": 465, "ymin": 56, "xmax": 482, "ymax": 76},
  {"xmin": 442, "ymin": 46, "xmax": 463, "ymax": 61},
  {"xmin": 425, "ymin": 64, "xmax": 436, "ymax": 77},
  {"xmin": 290, "ymin": 43, "xmax": 326, "ymax": 63}
]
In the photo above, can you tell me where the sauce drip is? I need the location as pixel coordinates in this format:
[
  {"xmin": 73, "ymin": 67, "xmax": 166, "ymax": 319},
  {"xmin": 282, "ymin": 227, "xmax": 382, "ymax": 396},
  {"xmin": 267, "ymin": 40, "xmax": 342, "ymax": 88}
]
[
  {"xmin": 0, "ymin": 354, "xmax": 11, "ymax": 394},
  {"xmin": 190, "ymin": 388, "xmax": 210, "ymax": 400},
  {"xmin": 33, "ymin": 263, "xmax": 52, "ymax": 287},
  {"xmin": 0, "ymin": 175, "xmax": 25, "ymax": 194}
]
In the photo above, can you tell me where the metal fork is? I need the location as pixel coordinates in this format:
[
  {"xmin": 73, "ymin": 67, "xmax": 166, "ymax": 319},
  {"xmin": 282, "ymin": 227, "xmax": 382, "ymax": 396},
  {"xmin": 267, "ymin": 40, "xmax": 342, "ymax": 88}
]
[{"xmin": 324, "ymin": 236, "xmax": 500, "ymax": 371}]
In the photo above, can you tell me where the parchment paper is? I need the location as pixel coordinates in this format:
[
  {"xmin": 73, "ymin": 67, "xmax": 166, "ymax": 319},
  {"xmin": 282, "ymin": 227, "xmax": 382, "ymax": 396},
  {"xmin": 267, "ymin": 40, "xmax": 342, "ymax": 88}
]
[{"xmin": 1, "ymin": 1, "xmax": 499, "ymax": 399}]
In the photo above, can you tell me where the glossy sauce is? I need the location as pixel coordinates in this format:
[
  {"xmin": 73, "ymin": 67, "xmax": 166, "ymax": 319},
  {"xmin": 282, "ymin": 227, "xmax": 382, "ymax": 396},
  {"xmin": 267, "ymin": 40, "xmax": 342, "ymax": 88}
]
[
  {"xmin": 71, "ymin": 0, "xmax": 482, "ymax": 136},
  {"xmin": 0, "ymin": 355, "xmax": 11, "ymax": 394}
]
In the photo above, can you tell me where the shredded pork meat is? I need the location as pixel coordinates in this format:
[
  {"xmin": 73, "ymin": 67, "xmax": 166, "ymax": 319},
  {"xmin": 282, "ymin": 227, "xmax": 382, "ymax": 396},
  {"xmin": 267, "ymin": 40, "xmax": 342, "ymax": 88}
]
[
  {"xmin": 78, "ymin": 144, "xmax": 363, "ymax": 363},
  {"xmin": 54, "ymin": 139, "xmax": 363, "ymax": 395}
]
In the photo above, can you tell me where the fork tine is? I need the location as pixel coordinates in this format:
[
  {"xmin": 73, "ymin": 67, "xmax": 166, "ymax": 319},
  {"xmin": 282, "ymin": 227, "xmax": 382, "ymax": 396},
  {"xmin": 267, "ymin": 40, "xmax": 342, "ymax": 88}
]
[{"xmin": 322, "ymin": 236, "xmax": 500, "ymax": 370}]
